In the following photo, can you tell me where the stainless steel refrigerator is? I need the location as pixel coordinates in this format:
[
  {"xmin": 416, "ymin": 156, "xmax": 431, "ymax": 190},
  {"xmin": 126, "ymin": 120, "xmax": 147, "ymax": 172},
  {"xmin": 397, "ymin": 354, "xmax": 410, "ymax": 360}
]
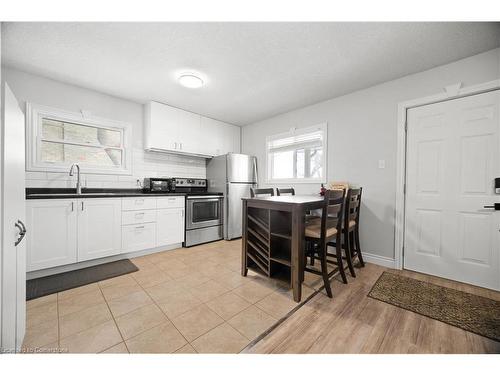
[{"xmin": 207, "ymin": 153, "xmax": 258, "ymax": 240}]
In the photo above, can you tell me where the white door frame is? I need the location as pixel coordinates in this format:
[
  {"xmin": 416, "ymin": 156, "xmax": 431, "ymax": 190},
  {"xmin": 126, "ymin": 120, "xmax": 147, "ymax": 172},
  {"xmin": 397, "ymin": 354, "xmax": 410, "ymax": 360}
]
[{"xmin": 394, "ymin": 79, "xmax": 500, "ymax": 270}]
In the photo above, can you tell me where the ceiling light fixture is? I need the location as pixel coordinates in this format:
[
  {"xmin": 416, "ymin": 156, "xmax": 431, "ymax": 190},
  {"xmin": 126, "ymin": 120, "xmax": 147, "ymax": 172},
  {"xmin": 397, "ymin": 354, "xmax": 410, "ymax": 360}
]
[{"xmin": 178, "ymin": 73, "xmax": 204, "ymax": 88}]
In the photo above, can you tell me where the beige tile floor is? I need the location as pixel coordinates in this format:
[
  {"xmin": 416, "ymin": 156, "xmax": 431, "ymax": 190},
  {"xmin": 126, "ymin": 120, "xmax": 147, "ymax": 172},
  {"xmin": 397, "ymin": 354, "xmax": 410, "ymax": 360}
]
[{"xmin": 23, "ymin": 239, "xmax": 322, "ymax": 354}]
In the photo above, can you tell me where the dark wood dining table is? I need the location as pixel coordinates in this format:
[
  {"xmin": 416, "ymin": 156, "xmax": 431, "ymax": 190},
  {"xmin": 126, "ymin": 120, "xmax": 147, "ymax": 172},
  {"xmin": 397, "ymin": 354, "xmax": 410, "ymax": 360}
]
[{"xmin": 241, "ymin": 195, "xmax": 324, "ymax": 302}]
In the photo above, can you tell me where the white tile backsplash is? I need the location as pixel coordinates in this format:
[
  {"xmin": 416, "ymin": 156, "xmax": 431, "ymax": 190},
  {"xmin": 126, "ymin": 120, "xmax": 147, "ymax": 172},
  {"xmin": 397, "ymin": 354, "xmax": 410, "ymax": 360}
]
[{"xmin": 26, "ymin": 147, "xmax": 207, "ymax": 189}]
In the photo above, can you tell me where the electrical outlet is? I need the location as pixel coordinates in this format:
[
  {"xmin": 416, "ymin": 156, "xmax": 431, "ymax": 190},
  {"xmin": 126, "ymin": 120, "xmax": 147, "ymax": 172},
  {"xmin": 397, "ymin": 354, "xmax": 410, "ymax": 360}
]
[{"xmin": 378, "ymin": 160, "xmax": 386, "ymax": 169}]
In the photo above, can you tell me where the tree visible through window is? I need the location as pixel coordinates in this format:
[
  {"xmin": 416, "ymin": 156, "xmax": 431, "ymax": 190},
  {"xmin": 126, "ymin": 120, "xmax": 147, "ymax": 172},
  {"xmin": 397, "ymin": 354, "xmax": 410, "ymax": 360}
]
[
  {"xmin": 266, "ymin": 124, "xmax": 326, "ymax": 182},
  {"xmin": 41, "ymin": 119, "xmax": 123, "ymax": 167},
  {"xmin": 27, "ymin": 103, "xmax": 131, "ymax": 175}
]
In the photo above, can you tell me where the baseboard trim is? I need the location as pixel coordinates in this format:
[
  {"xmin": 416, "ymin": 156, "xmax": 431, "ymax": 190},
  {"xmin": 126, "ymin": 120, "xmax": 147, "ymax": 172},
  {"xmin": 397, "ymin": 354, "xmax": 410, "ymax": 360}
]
[
  {"xmin": 363, "ymin": 252, "xmax": 396, "ymax": 269},
  {"xmin": 27, "ymin": 243, "xmax": 182, "ymax": 280}
]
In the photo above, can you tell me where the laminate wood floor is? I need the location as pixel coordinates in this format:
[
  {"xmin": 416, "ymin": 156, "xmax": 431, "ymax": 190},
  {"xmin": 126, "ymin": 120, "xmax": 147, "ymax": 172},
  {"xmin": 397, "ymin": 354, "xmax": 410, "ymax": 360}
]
[{"xmin": 244, "ymin": 263, "xmax": 500, "ymax": 354}]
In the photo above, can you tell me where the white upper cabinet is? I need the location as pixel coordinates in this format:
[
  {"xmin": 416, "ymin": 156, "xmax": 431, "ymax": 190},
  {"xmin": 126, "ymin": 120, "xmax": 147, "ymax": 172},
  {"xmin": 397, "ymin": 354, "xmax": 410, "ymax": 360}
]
[
  {"xmin": 144, "ymin": 101, "xmax": 240, "ymax": 157},
  {"xmin": 144, "ymin": 102, "xmax": 180, "ymax": 152}
]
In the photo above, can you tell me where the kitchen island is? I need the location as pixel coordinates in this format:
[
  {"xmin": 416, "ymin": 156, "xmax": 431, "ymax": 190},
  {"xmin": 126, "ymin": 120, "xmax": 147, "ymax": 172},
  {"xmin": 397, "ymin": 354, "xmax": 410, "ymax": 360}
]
[{"xmin": 241, "ymin": 195, "xmax": 324, "ymax": 302}]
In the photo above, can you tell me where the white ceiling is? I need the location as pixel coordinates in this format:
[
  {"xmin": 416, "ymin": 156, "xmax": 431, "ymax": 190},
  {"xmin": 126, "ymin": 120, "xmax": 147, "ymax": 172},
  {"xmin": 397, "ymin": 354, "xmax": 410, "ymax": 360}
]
[{"xmin": 2, "ymin": 22, "xmax": 500, "ymax": 125}]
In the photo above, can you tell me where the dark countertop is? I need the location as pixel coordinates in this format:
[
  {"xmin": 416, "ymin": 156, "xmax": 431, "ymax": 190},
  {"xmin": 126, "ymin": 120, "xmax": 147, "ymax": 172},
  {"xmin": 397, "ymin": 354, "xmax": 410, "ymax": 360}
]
[{"xmin": 26, "ymin": 188, "xmax": 223, "ymax": 199}]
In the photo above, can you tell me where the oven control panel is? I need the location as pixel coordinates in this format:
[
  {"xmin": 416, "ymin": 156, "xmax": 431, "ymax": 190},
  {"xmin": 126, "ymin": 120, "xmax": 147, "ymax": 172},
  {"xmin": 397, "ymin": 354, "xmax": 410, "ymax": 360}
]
[{"xmin": 172, "ymin": 178, "xmax": 207, "ymax": 187}]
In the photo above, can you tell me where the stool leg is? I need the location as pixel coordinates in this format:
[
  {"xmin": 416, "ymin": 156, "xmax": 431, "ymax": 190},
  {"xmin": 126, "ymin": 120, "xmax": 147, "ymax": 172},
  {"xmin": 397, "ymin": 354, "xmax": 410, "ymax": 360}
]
[
  {"xmin": 344, "ymin": 229, "xmax": 356, "ymax": 277},
  {"xmin": 354, "ymin": 227, "xmax": 365, "ymax": 267},
  {"xmin": 319, "ymin": 242, "xmax": 333, "ymax": 298},
  {"xmin": 310, "ymin": 242, "xmax": 315, "ymax": 266},
  {"xmin": 335, "ymin": 243, "xmax": 348, "ymax": 284}
]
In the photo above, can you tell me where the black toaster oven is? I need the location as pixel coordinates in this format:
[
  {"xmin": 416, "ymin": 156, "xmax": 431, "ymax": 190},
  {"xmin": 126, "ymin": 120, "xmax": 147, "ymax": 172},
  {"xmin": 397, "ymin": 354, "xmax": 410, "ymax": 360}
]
[{"xmin": 143, "ymin": 178, "xmax": 172, "ymax": 193}]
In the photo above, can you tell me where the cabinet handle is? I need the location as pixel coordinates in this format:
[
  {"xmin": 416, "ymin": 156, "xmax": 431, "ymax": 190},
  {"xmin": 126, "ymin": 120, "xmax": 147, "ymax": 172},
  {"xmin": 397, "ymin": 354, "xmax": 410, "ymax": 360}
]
[
  {"xmin": 135, "ymin": 225, "xmax": 145, "ymax": 230},
  {"xmin": 71, "ymin": 202, "xmax": 74, "ymax": 211},
  {"xmin": 81, "ymin": 201, "xmax": 84, "ymax": 211},
  {"xmin": 135, "ymin": 199, "xmax": 144, "ymax": 205},
  {"xmin": 135, "ymin": 212, "xmax": 145, "ymax": 217}
]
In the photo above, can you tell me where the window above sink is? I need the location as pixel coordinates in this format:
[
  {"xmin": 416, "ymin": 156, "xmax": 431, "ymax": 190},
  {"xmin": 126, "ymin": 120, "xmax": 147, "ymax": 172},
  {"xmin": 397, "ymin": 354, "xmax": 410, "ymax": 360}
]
[{"xmin": 26, "ymin": 103, "xmax": 132, "ymax": 175}]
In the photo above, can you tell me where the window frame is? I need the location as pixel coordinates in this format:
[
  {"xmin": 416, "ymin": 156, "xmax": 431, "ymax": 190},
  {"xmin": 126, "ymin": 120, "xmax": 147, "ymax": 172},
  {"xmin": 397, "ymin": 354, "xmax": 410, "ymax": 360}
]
[
  {"xmin": 26, "ymin": 103, "xmax": 132, "ymax": 175},
  {"xmin": 265, "ymin": 123, "xmax": 327, "ymax": 184}
]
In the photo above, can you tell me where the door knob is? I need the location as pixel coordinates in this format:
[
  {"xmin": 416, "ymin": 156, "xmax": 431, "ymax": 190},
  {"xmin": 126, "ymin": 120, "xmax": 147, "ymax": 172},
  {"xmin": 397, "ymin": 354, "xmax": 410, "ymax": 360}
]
[{"xmin": 483, "ymin": 203, "xmax": 500, "ymax": 210}]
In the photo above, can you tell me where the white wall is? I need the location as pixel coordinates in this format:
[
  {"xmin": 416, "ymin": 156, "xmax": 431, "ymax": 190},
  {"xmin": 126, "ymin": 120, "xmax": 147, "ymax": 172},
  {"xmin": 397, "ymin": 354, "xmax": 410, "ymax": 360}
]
[
  {"xmin": 2, "ymin": 68, "xmax": 206, "ymax": 189},
  {"xmin": 242, "ymin": 48, "xmax": 500, "ymax": 261}
]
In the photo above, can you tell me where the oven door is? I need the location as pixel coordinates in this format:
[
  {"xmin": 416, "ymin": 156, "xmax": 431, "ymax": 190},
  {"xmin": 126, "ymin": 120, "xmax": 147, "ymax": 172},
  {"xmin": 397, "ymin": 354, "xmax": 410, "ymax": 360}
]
[{"xmin": 186, "ymin": 196, "xmax": 223, "ymax": 230}]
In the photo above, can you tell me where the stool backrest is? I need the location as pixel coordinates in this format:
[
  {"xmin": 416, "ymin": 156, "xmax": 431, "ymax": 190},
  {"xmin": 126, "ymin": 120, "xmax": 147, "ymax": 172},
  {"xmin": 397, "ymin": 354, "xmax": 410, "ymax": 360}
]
[
  {"xmin": 250, "ymin": 187, "xmax": 274, "ymax": 198},
  {"xmin": 345, "ymin": 187, "xmax": 362, "ymax": 227},
  {"xmin": 319, "ymin": 189, "xmax": 345, "ymax": 243},
  {"xmin": 276, "ymin": 187, "xmax": 295, "ymax": 196}
]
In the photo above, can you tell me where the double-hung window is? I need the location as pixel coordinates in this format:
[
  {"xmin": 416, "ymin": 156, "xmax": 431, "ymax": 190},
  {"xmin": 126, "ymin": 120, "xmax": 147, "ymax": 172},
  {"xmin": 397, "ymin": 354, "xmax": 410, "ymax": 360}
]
[
  {"xmin": 266, "ymin": 123, "xmax": 327, "ymax": 183},
  {"xmin": 27, "ymin": 103, "xmax": 132, "ymax": 175}
]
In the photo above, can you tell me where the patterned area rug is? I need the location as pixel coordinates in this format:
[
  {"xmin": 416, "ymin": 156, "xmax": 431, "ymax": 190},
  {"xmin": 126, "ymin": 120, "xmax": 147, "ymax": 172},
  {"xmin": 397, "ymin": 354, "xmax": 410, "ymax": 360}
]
[{"xmin": 368, "ymin": 272, "xmax": 500, "ymax": 342}]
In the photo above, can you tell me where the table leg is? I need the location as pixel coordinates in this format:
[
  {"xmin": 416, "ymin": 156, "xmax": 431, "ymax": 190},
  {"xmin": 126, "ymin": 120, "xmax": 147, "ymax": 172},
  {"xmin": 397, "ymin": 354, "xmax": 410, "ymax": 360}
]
[
  {"xmin": 241, "ymin": 200, "xmax": 248, "ymax": 276},
  {"xmin": 291, "ymin": 206, "xmax": 304, "ymax": 302}
]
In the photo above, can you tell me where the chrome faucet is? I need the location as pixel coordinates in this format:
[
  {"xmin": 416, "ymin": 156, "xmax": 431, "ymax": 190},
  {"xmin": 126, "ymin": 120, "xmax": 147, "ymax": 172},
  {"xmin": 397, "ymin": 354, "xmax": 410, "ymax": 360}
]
[{"xmin": 69, "ymin": 163, "xmax": 82, "ymax": 195}]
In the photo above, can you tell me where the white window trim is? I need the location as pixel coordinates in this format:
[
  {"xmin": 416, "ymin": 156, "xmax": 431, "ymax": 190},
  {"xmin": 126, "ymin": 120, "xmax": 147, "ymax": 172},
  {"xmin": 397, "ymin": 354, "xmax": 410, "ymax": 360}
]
[
  {"xmin": 26, "ymin": 102, "xmax": 132, "ymax": 175},
  {"xmin": 265, "ymin": 123, "xmax": 327, "ymax": 184}
]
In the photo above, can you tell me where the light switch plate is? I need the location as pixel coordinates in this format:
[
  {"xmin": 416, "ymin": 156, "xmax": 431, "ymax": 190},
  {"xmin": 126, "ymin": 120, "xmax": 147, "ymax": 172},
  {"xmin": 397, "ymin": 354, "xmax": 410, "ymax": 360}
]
[{"xmin": 378, "ymin": 160, "xmax": 386, "ymax": 169}]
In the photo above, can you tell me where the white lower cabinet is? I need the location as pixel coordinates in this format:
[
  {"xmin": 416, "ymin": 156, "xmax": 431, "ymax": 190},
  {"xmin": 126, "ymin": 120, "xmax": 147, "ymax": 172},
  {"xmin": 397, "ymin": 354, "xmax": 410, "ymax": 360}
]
[
  {"xmin": 77, "ymin": 199, "xmax": 122, "ymax": 262},
  {"xmin": 156, "ymin": 208, "xmax": 185, "ymax": 246},
  {"xmin": 27, "ymin": 195, "xmax": 186, "ymax": 273},
  {"xmin": 122, "ymin": 223, "xmax": 156, "ymax": 253},
  {"xmin": 27, "ymin": 198, "xmax": 122, "ymax": 271},
  {"xmin": 26, "ymin": 199, "xmax": 77, "ymax": 272}
]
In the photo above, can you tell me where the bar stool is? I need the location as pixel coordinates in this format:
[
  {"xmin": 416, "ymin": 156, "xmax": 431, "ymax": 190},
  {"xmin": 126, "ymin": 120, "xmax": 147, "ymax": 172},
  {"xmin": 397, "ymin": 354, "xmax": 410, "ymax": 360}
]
[
  {"xmin": 250, "ymin": 187, "xmax": 274, "ymax": 198},
  {"xmin": 328, "ymin": 187, "xmax": 365, "ymax": 278},
  {"xmin": 276, "ymin": 187, "xmax": 295, "ymax": 196},
  {"xmin": 303, "ymin": 189, "xmax": 345, "ymax": 298}
]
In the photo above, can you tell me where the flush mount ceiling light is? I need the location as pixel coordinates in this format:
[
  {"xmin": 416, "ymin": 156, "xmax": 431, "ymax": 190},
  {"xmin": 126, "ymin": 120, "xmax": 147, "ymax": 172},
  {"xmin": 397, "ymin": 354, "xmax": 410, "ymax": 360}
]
[{"xmin": 178, "ymin": 73, "xmax": 204, "ymax": 88}]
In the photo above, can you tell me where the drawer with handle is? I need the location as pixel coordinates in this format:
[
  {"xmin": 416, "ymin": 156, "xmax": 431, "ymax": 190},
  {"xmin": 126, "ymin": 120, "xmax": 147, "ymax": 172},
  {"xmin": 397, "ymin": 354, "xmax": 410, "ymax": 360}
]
[
  {"xmin": 121, "ymin": 222, "xmax": 156, "ymax": 252},
  {"xmin": 122, "ymin": 210, "xmax": 157, "ymax": 225},
  {"xmin": 157, "ymin": 196, "xmax": 185, "ymax": 209},
  {"xmin": 122, "ymin": 197, "xmax": 156, "ymax": 211}
]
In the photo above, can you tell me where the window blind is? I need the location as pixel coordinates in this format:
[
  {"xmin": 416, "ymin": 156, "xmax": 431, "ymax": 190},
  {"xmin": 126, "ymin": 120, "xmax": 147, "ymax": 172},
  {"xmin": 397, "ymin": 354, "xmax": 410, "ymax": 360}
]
[{"xmin": 267, "ymin": 129, "xmax": 323, "ymax": 154}]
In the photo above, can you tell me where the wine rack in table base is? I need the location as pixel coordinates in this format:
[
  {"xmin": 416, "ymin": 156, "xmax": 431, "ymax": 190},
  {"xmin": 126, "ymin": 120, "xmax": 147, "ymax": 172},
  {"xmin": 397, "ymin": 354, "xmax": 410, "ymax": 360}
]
[{"xmin": 245, "ymin": 206, "xmax": 293, "ymax": 280}]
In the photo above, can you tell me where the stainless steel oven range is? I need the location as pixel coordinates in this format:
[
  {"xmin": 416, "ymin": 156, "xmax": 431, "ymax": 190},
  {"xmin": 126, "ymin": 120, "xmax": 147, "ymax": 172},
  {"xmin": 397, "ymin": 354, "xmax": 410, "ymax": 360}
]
[
  {"xmin": 168, "ymin": 177, "xmax": 224, "ymax": 247},
  {"xmin": 185, "ymin": 194, "xmax": 223, "ymax": 247}
]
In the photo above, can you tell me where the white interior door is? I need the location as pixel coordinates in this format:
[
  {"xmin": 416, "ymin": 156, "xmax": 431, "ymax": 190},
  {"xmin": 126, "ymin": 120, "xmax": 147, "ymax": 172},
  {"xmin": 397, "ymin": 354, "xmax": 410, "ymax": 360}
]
[
  {"xmin": 1, "ymin": 83, "xmax": 26, "ymax": 351},
  {"xmin": 404, "ymin": 90, "xmax": 500, "ymax": 291}
]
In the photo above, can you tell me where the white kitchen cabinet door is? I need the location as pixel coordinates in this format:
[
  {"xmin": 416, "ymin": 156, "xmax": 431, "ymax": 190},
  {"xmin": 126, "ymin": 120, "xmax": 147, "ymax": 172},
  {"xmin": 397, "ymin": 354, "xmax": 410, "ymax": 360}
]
[
  {"xmin": 77, "ymin": 199, "xmax": 122, "ymax": 262},
  {"xmin": 177, "ymin": 109, "xmax": 202, "ymax": 154},
  {"xmin": 221, "ymin": 122, "xmax": 241, "ymax": 154},
  {"xmin": 144, "ymin": 102, "xmax": 180, "ymax": 152},
  {"xmin": 200, "ymin": 117, "xmax": 240, "ymax": 156},
  {"xmin": 122, "ymin": 223, "xmax": 156, "ymax": 253},
  {"xmin": 156, "ymin": 208, "xmax": 185, "ymax": 246},
  {"xmin": 200, "ymin": 116, "xmax": 221, "ymax": 156},
  {"xmin": 26, "ymin": 199, "xmax": 78, "ymax": 271}
]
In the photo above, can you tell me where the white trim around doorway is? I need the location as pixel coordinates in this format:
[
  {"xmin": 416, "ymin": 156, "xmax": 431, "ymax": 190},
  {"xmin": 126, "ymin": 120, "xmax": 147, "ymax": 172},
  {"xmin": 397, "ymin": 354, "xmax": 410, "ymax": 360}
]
[{"xmin": 394, "ymin": 79, "xmax": 500, "ymax": 270}]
